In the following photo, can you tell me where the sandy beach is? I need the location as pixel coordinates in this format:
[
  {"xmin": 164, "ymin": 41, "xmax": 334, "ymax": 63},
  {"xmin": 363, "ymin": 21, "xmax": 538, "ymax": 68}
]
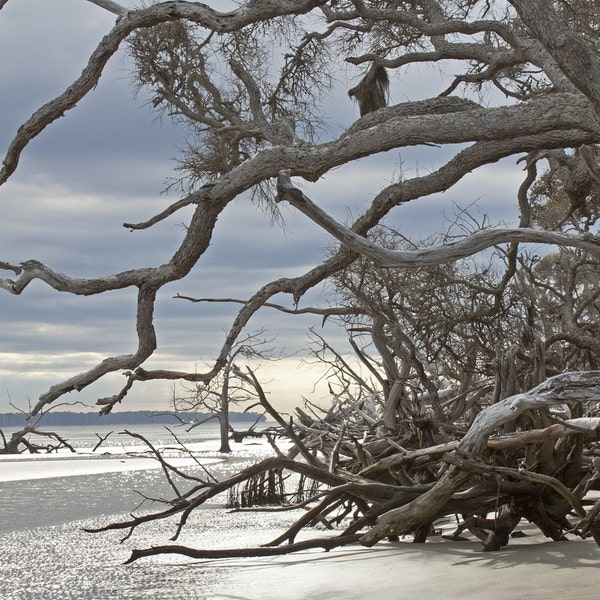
[
  {"xmin": 3, "ymin": 508, "xmax": 599, "ymax": 600},
  {"xmin": 195, "ymin": 531, "xmax": 600, "ymax": 600},
  {"xmin": 1, "ymin": 430, "xmax": 599, "ymax": 599}
]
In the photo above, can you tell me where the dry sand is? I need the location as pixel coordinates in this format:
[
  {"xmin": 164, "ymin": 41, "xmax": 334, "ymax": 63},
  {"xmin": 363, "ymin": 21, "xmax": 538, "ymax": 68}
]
[
  {"xmin": 4, "ymin": 515, "xmax": 599, "ymax": 600},
  {"xmin": 203, "ymin": 530, "xmax": 599, "ymax": 600}
]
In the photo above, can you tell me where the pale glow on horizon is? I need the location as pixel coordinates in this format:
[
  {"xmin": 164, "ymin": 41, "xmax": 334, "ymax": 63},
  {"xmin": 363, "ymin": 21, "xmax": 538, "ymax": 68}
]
[{"xmin": 0, "ymin": 349, "xmax": 341, "ymax": 415}]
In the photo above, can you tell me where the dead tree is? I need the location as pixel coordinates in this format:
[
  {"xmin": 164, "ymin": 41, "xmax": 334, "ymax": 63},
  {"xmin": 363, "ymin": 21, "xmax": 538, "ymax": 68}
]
[
  {"xmin": 4, "ymin": 0, "xmax": 600, "ymax": 561},
  {"xmin": 1, "ymin": 423, "xmax": 76, "ymax": 454},
  {"xmin": 82, "ymin": 371, "xmax": 600, "ymax": 562}
]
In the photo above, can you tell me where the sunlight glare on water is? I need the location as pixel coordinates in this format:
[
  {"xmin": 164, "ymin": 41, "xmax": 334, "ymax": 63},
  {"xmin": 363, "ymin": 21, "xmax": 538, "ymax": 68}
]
[{"xmin": 0, "ymin": 423, "xmax": 294, "ymax": 599}]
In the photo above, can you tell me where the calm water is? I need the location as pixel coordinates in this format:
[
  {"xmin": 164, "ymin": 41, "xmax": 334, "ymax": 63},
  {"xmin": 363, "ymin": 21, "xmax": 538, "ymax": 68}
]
[
  {"xmin": 0, "ymin": 424, "xmax": 293, "ymax": 599},
  {"xmin": 1, "ymin": 422, "xmax": 224, "ymax": 452},
  {"xmin": 1, "ymin": 467, "xmax": 181, "ymax": 531},
  {"xmin": 0, "ymin": 423, "xmax": 249, "ymax": 532}
]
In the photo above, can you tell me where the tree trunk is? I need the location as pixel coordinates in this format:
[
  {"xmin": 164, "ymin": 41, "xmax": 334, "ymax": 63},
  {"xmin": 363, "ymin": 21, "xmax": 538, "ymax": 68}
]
[{"xmin": 219, "ymin": 369, "xmax": 232, "ymax": 453}]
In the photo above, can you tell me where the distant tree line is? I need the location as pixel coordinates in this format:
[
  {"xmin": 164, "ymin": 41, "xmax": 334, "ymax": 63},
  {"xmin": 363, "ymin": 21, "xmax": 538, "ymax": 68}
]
[{"xmin": 0, "ymin": 411, "xmax": 265, "ymax": 428}]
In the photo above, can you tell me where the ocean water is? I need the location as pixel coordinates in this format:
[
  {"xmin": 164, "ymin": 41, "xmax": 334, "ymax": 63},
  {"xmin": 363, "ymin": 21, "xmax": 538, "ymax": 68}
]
[
  {"xmin": 0, "ymin": 424, "xmax": 229, "ymax": 532},
  {"xmin": 1, "ymin": 423, "xmax": 226, "ymax": 455},
  {"xmin": 0, "ymin": 424, "xmax": 297, "ymax": 599}
]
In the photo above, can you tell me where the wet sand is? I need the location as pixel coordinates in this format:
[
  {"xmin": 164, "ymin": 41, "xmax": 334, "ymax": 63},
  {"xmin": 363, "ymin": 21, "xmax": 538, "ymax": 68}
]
[
  {"xmin": 4, "ymin": 511, "xmax": 598, "ymax": 600},
  {"xmin": 0, "ymin": 453, "xmax": 224, "ymax": 481}
]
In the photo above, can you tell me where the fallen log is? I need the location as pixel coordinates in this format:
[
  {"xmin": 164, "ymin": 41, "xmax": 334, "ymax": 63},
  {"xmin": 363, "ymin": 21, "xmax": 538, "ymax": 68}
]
[
  {"xmin": 360, "ymin": 371, "xmax": 600, "ymax": 546},
  {"xmin": 361, "ymin": 418, "xmax": 600, "ymax": 477},
  {"xmin": 125, "ymin": 533, "xmax": 361, "ymax": 564},
  {"xmin": 97, "ymin": 372, "xmax": 600, "ymax": 562}
]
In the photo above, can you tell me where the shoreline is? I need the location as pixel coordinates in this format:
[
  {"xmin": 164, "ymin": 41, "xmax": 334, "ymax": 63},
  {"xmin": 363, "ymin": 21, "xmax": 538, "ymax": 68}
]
[
  {"xmin": 0, "ymin": 453, "xmax": 227, "ymax": 481},
  {"xmin": 3, "ymin": 435, "xmax": 599, "ymax": 598},
  {"xmin": 4, "ymin": 508, "xmax": 599, "ymax": 600}
]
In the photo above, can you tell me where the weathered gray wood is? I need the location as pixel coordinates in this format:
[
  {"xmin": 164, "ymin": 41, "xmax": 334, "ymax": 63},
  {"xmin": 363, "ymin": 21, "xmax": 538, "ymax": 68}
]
[
  {"xmin": 460, "ymin": 371, "xmax": 600, "ymax": 456},
  {"xmin": 276, "ymin": 170, "xmax": 600, "ymax": 268},
  {"xmin": 360, "ymin": 372, "xmax": 600, "ymax": 546},
  {"xmin": 510, "ymin": 0, "xmax": 600, "ymax": 116}
]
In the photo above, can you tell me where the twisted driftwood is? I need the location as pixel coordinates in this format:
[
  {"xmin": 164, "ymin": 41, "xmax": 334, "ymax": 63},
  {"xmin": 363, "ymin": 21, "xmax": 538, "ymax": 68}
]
[{"xmin": 88, "ymin": 371, "xmax": 600, "ymax": 562}]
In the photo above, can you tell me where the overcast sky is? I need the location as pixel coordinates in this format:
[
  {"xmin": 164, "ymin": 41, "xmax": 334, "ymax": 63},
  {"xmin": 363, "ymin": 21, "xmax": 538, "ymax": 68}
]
[{"xmin": 0, "ymin": 0, "xmax": 525, "ymax": 417}]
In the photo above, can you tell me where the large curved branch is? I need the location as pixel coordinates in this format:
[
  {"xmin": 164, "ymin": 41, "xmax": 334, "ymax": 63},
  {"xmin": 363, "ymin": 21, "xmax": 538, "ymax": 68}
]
[
  {"xmin": 276, "ymin": 169, "xmax": 600, "ymax": 268},
  {"xmin": 121, "ymin": 128, "xmax": 600, "ymax": 397},
  {"xmin": 229, "ymin": 93, "xmax": 600, "ymax": 188},
  {"xmin": 215, "ymin": 131, "xmax": 600, "ymax": 367},
  {"xmin": 0, "ymin": 184, "xmax": 223, "ymax": 296},
  {"xmin": 30, "ymin": 285, "xmax": 158, "ymax": 417},
  {"xmin": 17, "ymin": 194, "xmax": 227, "ymax": 417}
]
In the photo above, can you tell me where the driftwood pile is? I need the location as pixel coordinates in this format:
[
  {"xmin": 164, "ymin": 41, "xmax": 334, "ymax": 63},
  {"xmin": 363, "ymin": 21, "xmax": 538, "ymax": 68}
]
[{"xmin": 90, "ymin": 371, "xmax": 600, "ymax": 563}]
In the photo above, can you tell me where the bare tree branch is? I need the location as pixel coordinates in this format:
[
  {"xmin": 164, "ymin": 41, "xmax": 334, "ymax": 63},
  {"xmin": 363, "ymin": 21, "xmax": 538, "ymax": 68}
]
[
  {"xmin": 509, "ymin": 0, "xmax": 600, "ymax": 115},
  {"xmin": 85, "ymin": 0, "xmax": 127, "ymax": 16},
  {"xmin": 360, "ymin": 371, "xmax": 600, "ymax": 546},
  {"xmin": 0, "ymin": 0, "xmax": 331, "ymax": 186},
  {"xmin": 276, "ymin": 170, "xmax": 600, "ymax": 268}
]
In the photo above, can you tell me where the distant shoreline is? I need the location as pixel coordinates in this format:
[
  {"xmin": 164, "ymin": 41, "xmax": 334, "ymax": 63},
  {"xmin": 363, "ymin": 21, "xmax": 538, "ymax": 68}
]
[{"xmin": 0, "ymin": 410, "xmax": 265, "ymax": 428}]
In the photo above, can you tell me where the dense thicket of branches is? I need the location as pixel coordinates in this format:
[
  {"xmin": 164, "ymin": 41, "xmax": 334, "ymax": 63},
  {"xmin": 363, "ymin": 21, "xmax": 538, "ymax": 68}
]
[{"xmin": 2, "ymin": 0, "xmax": 600, "ymax": 558}]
